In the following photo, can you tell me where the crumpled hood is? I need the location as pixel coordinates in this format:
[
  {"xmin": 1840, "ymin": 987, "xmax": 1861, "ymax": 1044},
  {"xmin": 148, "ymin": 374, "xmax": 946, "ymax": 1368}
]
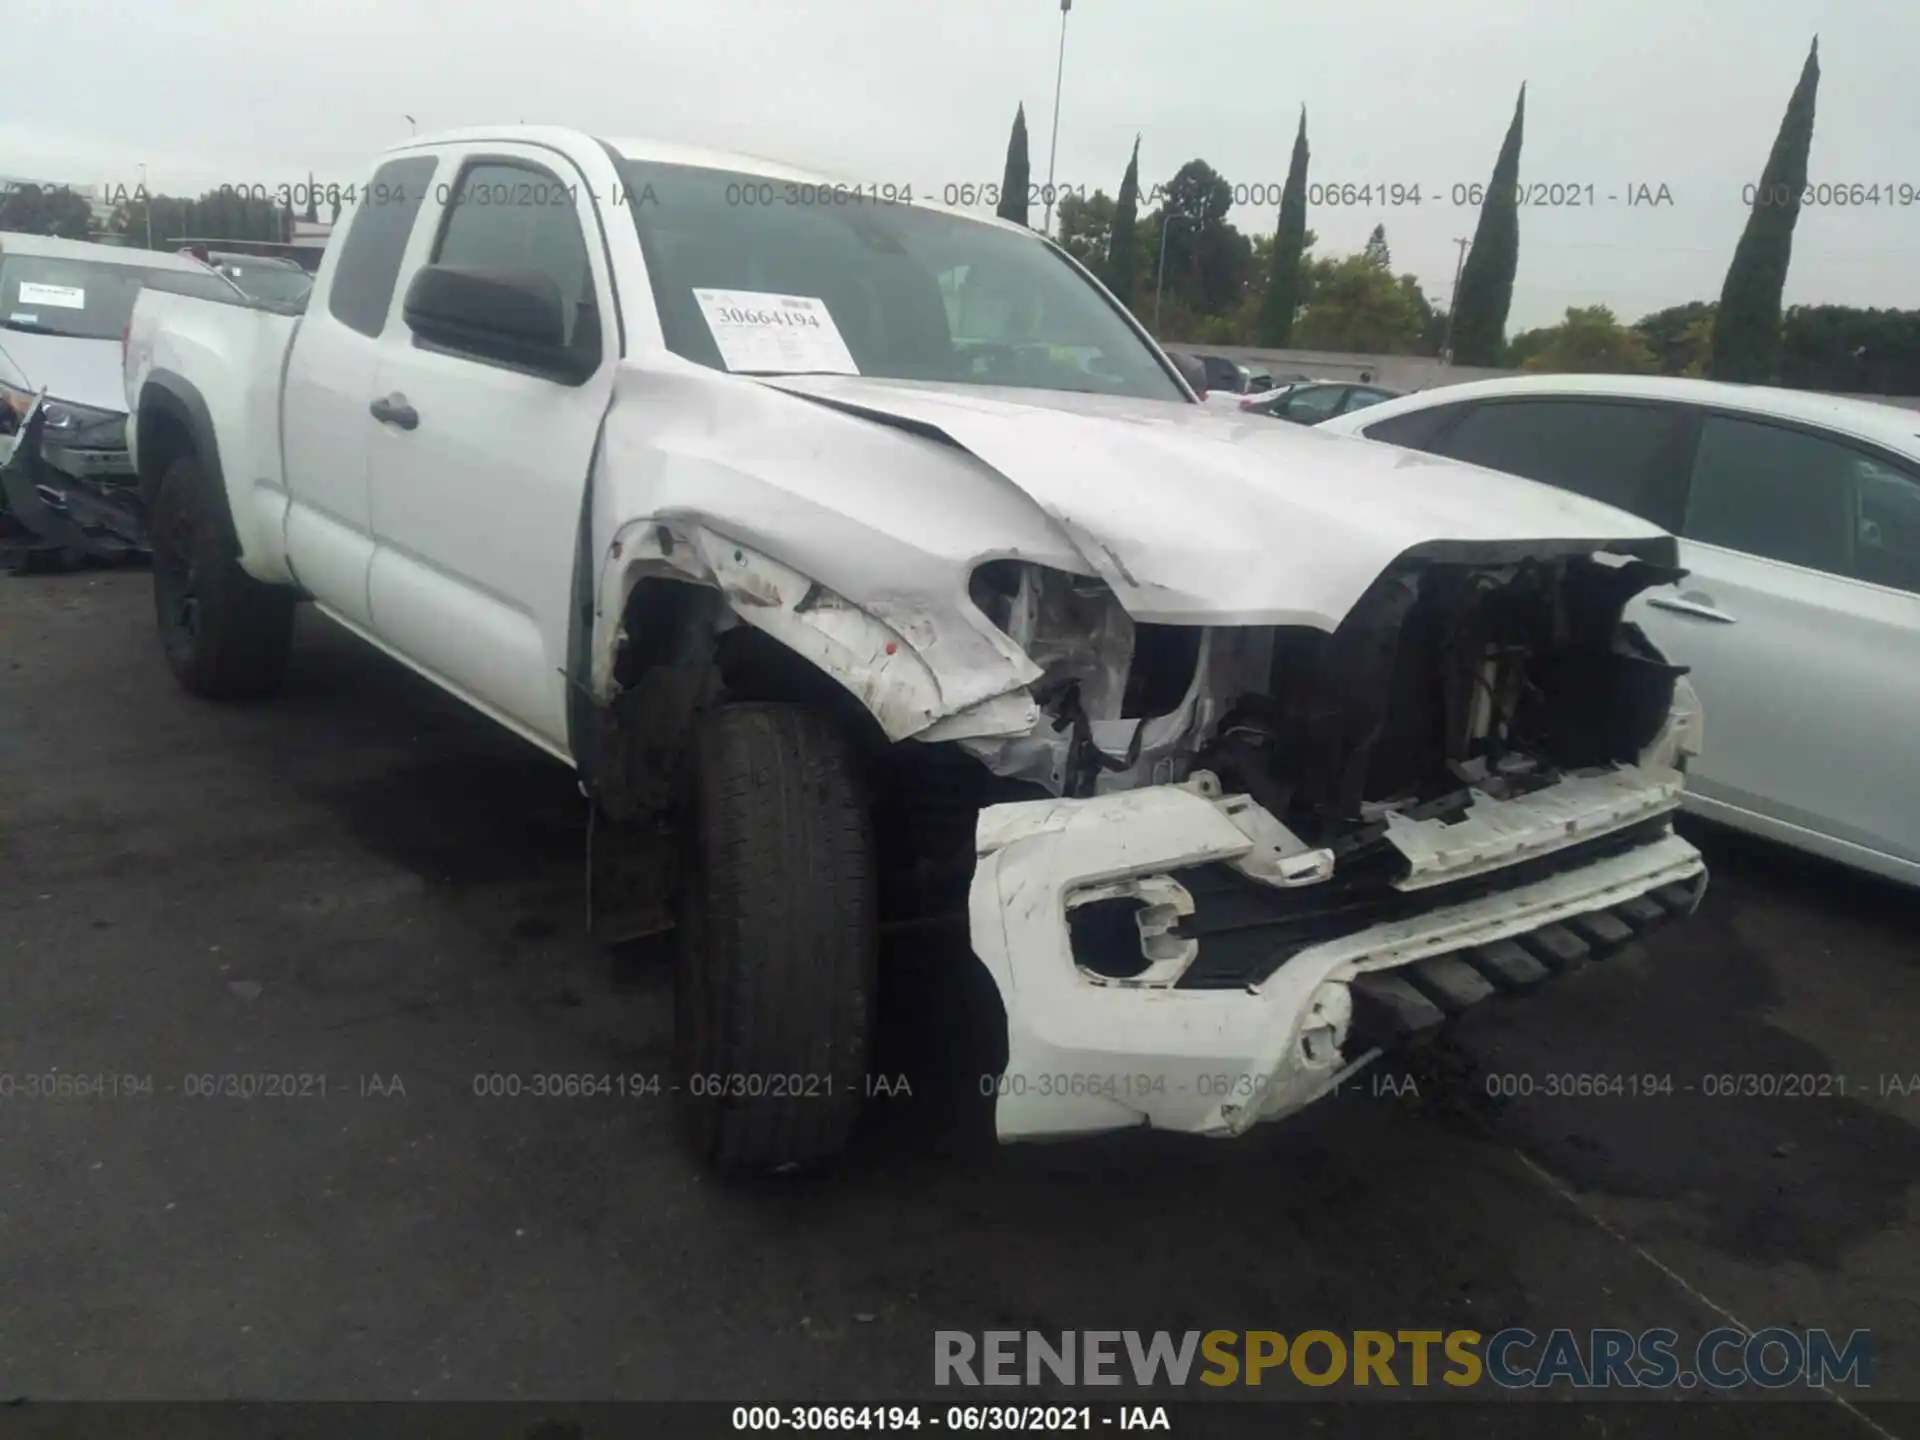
[
  {"xmin": 0, "ymin": 331, "xmax": 125, "ymax": 414},
  {"xmin": 764, "ymin": 374, "xmax": 1672, "ymax": 628}
]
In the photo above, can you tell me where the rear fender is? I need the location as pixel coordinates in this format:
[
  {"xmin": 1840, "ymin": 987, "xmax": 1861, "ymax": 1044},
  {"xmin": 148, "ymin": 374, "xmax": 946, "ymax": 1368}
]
[{"xmin": 135, "ymin": 369, "xmax": 295, "ymax": 585}]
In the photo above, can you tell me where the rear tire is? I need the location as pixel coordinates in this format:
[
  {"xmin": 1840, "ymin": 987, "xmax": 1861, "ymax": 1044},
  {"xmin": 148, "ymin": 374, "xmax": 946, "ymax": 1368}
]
[
  {"xmin": 675, "ymin": 702, "xmax": 877, "ymax": 1174},
  {"xmin": 150, "ymin": 454, "xmax": 295, "ymax": 699}
]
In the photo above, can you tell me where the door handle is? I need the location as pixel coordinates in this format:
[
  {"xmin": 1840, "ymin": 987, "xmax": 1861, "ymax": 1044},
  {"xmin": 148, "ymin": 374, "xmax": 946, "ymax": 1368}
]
[
  {"xmin": 368, "ymin": 393, "xmax": 418, "ymax": 430},
  {"xmin": 1647, "ymin": 592, "xmax": 1737, "ymax": 624}
]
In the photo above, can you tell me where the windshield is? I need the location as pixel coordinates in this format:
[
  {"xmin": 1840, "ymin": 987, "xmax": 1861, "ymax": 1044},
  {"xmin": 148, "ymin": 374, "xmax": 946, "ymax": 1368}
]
[
  {"xmin": 0, "ymin": 253, "xmax": 239, "ymax": 340},
  {"xmin": 614, "ymin": 159, "xmax": 1185, "ymax": 402},
  {"xmin": 217, "ymin": 263, "xmax": 313, "ymax": 305}
]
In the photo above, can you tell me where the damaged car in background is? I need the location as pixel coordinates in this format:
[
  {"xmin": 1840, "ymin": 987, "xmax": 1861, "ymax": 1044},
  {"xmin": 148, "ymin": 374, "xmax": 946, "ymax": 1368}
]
[
  {"xmin": 123, "ymin": 126, "xmax": 1707, "ymax": 1173},
  {"xmin": 0, "ymin": 232, "xmax": 247, "ymax": 570}
]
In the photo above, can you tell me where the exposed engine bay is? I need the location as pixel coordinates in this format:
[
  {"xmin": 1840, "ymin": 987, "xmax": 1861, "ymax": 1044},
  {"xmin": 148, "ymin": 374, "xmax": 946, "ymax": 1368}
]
[
  {"xmin": 950, "ymin": 546, "xmax": 1706, "ymax": 1142},
  {"xmin": 961, "ymin": 547, "xmax": 1692, "ymax": 862}
]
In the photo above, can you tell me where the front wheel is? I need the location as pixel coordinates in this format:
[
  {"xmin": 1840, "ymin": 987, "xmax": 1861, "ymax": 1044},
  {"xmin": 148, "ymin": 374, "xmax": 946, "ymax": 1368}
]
[
  {"xmin": 675, "ymin": 702, "xmax": 877, "ymax": 1173},
  {"xmin": 150, "ymin": 454, "xmax": 295, "ymax": 699}
]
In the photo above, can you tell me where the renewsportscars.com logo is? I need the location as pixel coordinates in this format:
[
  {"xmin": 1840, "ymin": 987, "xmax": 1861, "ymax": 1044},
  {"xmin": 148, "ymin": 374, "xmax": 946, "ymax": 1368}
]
[{"xmin": 934, "ymin": 1328, "xmax": 1872, "ymax": 1391}]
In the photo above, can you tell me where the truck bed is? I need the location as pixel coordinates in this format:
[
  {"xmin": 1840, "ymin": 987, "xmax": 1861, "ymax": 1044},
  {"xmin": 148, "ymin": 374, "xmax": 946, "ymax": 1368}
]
[{"xmin": 124, "ymin": 286, "xmax": 303, "ymax": 577}]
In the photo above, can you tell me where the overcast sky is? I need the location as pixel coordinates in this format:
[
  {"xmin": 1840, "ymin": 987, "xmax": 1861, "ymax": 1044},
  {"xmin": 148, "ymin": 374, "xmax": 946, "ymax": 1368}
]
[{"xmin": 5, "ymin": 0, "xmax": 1915, "ymax": 330}]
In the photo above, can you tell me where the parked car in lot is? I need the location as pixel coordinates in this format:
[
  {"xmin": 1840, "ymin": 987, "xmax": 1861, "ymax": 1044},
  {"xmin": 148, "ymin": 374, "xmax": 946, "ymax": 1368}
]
[
  {"xmin": 125, "ymin": 127, "xmax": 1707, "ymax": 1172},
  {"xmin": 1187, "ymin": 351, "xmax": 1252, "ymax": 394},
  {"xmin": 200, "ymin": 252, "xmax": 314, "ymax": 308},
  {"xmin": 1321, "ymin": 374, "xmax": 1920, "ymax": 887},
  {"xmin": 1243, "ymin": 380, "xmax": 1404, "ymax": 424},
  {"xmin": 0, "ymin": 232, "xmax": 245, "ymax": 565},
  {"xmin": 1162, "ymin": 349, "xmax": 1254, "ymax": 410}
]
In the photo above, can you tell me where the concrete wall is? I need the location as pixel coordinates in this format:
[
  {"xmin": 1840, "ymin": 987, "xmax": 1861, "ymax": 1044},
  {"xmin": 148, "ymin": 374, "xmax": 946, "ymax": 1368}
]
[{"xmin": 1175, "ymin": 343, "xmax": 1920, "ymax": 414}]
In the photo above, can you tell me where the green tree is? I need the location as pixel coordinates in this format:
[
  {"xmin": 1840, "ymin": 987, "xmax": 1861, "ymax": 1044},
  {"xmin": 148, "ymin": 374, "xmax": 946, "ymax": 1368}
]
[
  {"xmin": 1256, "ymin": 108, "xmax": 1310, "ymax": 346},
  {"xmin": 1292, "ymin": 253, "xmax": 1433, "ymax": 353},
  {"xmin": 1504, "ymin": 323, "xmax": 1554, "ymax": 368},
  {"xmin": 998, "ymin": 105, "xmax": 1031, "ymax": 227},
  {"xmin": 1055, "ymin": 190, "xmax": 1115, "ymax": 271},
  {"xmin": 1362, "ymin": 223, "xmax": 1390, "ymax": 268},
  {"xmin": 1519, "ymin": 306, "xmax": 1658, "ymax": 374},
  {"xmin": 1710, "ymin": 38, "xmax": 1820, "ymax": 383},
  {"xmin": 1451, "ymin": 84, "xmax": 1526, "ymax": 365},
  {"xmin": 0, "ymin": 184, "xmax": 94, "ymax": 240},
  {"xmin": 1158, "ymin": 160, "xmax": 1249, "ymax": 317},
  {"xmin": 1105, "ymin": 136, "xmax": 1142, "ymax": 303},
  {"xmin": 1634, "ymin": 301, "xmax": 1717, "ymax": 373},
  {"xmin": 1779, "ymin": 304, "xmax": 1920, "ymax": 395}
]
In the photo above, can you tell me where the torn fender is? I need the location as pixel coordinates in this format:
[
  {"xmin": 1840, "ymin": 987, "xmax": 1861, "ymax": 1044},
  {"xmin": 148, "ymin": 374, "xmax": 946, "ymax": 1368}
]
[{"xmin": 592, "ymin": 516, "xmax": 1042, "ymax": 741}]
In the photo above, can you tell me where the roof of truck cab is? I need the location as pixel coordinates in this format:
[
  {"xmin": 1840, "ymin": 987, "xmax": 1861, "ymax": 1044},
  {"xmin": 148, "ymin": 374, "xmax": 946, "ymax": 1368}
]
[
  {"xmin": 0, "ymin": 231, "xmax": 220, "ymax": 272},
  {"xmin": 385, "ymin": 126, "xmax": 1034, "ymax": 236},
  {"xmin": 1345, "ymin": 372, "xmax": 1920, "ymax": 451}
]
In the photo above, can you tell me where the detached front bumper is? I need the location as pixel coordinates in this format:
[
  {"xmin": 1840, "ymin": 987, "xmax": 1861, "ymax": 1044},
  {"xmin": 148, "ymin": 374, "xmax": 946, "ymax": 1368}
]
[{"xmin": 967, "ymin": 769, "xmax": 1706, "ymax": 1142}]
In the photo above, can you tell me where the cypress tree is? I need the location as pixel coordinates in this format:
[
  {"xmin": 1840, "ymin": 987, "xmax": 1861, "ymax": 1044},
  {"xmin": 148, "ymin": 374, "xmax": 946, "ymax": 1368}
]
[
  {"xmin": 1105, "ymin": 136, "xmax": 1141, "ymax": 303},
  {"xmin": 998, "ymin": 106, "xmax": 1031, "ymax": 227},
  {"xmin": 1451, "ymin": 85, "xmax": 1525, "ymax": 365},
  {"xmin": 1709, "ymin": 38, "xmax": 1819, "ymax": 383},
  {"xmin": 1256, "ymin": 108, "xmax": 1309, "ymax": 346}
]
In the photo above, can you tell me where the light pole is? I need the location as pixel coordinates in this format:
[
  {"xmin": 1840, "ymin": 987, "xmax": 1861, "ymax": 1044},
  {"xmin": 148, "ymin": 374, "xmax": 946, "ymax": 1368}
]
[
  {"xmin": 1441, "ymin": 235, "xmax": 1469, "ymax": 364},
  {"xmin": 404, "ymin": 114, "xmax": 417, "ymax": 136},
  {"xmin": 138, "ymin": 163, "xmax": 153, "ymax": 248},
  {"xmin": 1041, "ymin": 0, "xmax": 1070, "ymax": 236},
  {"xmin": 1153, "ymin": 211, "xmax": 1183, "ymax": 332}
]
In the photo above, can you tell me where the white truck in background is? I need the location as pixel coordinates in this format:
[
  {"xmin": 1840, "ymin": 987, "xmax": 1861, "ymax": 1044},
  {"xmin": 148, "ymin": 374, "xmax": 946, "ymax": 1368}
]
[{"xmin": 124, "ymin": 126, "xmax": 1707, "ymax": 1174}]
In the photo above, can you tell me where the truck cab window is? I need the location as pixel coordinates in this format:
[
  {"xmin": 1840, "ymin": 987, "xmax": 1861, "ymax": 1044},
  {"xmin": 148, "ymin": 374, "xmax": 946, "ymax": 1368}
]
[
  {"xmin": 327, "ymin": 156, "xmax": 436, "ymax": 338},
  {"xmin": 433, "ymin": 162, "xmax": 599, "ymax": 353}
]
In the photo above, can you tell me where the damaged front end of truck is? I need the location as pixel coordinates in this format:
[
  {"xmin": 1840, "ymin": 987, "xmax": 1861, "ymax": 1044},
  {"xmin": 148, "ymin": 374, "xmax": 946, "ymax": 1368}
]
[
  {"xmin": 960, "ymin": 548, "xmax": 1705, "ymax": 1140},
  {"xmin": 577, "ymin": 368, "xmax": 1708, "ymax": 1147}
]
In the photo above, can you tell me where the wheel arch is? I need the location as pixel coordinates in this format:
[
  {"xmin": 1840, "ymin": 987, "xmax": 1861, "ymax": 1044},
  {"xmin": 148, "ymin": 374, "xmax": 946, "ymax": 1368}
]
[{"xmin": 134, "ymin": 371, "xmax": 223, "ymax": 517}]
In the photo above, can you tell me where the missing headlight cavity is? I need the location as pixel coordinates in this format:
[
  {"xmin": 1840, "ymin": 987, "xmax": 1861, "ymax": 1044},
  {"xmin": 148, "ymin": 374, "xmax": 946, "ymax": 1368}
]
[{"xmin": 969, "ymin": 561, "xmax": 1201, "ymax": 724}]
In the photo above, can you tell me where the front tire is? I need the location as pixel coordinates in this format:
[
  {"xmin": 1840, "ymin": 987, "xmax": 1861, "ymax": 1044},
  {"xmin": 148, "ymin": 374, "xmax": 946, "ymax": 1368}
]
[
  {"xmin": 675, "ymin": 703, "xmax": 877, "ymax": 1173},
  {"xmin": 150, "ymin": 454, "xmax": 295, "ymax": 699}
]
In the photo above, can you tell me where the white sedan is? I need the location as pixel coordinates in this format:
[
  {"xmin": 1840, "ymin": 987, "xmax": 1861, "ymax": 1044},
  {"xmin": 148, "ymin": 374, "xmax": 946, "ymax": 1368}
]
[{"xmin": 1321, "ymin": 373, "xmax": 1920, "ymax": 887}]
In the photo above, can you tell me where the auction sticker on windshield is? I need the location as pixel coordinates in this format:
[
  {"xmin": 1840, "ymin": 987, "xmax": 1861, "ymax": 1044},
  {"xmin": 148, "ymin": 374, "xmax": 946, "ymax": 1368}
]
[
  {"xmin": 692, "ymin": 289, "xmax": 860, "ymax": 375},
  {"xmin": 16, "ymin": 282, "xmax": 86, "ymax": 310}
]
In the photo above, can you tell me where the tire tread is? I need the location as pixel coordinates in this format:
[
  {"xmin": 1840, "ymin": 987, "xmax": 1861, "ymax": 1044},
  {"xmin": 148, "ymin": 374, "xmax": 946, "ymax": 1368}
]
[
  {"xmin": 152, "ymin": 455, "xmax": 294, "ymax": 700},
  {"xmin": 682, "ymin": 702, "xmax": 875, "ymax": 1172}
]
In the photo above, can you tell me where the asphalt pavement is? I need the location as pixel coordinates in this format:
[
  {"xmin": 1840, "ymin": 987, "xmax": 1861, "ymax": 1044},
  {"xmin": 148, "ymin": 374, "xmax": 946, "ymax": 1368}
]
[{"xmin": 1, "ymin": 568, "xmax": 1915, "ymax": 1437}]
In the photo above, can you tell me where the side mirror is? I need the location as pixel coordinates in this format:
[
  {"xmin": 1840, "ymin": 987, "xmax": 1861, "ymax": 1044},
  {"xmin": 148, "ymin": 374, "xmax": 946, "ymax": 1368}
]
[
  {"xmin": 1168, "ymin": 350, "xmax": 1209, "ymax": 398},
  {"xmin": 403, "ymin": 265, "xmax": 586, "ymax": 380}
]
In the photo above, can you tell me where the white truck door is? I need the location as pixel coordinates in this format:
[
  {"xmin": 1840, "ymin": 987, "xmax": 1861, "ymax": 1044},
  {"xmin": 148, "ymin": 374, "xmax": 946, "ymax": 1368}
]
[
  {"xmin": 1631, "ymin": 412, "xmax": 1920, "ymax": 880},
  {"xmin": 363, "ymin": 145, "xmax": 620, "ymax": 759},
  {"xmin": 282, "ymin": 155, "xmax": 441, "ymax": 630}
]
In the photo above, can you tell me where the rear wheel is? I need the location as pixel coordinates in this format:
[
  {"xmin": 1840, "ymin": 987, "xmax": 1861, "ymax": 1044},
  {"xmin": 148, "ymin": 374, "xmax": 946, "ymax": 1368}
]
[
  {"xmin": 675, "ymin": 702, "xmax": 877, "ymax": 1173},
  {"xmin": 150, "ymin": 454, "xmax": 295, "ymax": 699}
]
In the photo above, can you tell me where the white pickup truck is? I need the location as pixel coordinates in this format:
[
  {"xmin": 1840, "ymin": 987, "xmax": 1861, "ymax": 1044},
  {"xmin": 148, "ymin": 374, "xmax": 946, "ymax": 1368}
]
[{"xmin": 124, "ymin": 126, "xmax": 1707, "ymax": 1173}]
